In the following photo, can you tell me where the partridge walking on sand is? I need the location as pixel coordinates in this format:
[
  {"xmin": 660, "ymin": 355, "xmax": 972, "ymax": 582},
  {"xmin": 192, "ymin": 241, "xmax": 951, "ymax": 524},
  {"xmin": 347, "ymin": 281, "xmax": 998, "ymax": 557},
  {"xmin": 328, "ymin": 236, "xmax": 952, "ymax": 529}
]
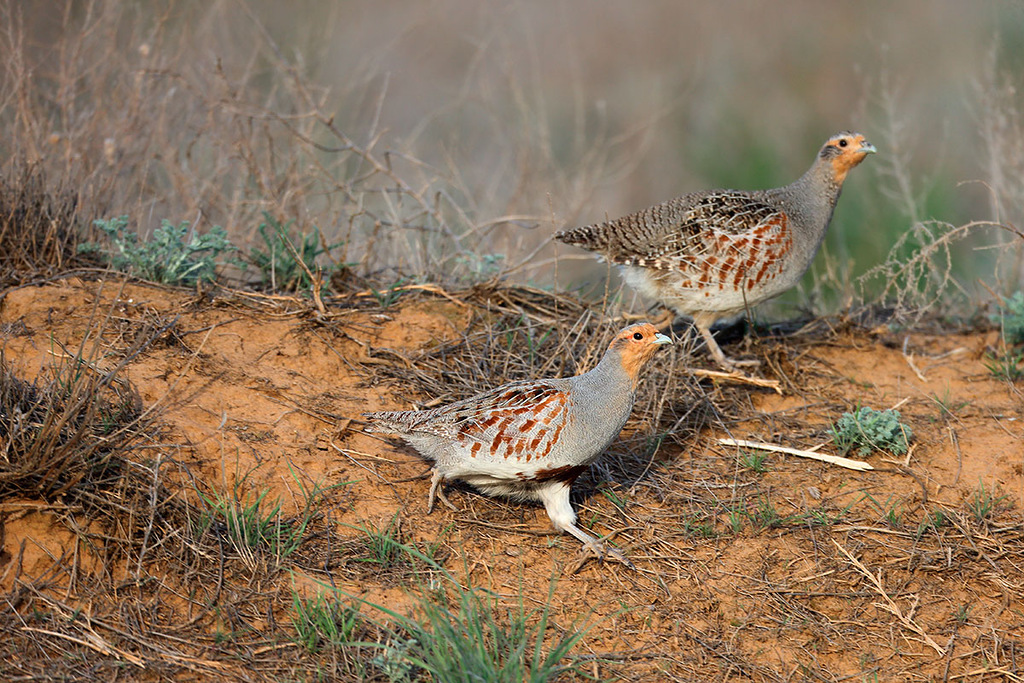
[
  {"xmin": 556, "ymin": 132, "xmax": 876, "ymax": 370},
  {"xmin": 362, "ymin": 323, "xmax": 672, "ymax": 567}
]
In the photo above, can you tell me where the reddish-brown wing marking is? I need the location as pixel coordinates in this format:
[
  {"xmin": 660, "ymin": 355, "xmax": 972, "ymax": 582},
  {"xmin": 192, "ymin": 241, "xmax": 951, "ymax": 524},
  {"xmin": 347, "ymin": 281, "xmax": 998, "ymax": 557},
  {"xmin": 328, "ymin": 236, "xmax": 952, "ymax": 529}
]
[
  {"xmin": 445, "ymin": 381, "xmax": 572, "ymax": 464},
  {"xmin": 614, "ymin": 193, "xmax": 793, "ymax": 294}
]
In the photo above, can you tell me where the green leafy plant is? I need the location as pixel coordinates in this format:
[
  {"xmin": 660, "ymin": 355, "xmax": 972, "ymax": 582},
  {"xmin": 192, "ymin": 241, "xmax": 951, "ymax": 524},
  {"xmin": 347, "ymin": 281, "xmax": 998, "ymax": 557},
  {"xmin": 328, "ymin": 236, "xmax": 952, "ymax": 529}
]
[
  {"xmin": 249, "ymin": 212, "xmax": 346, "ymax": 292},
  {"xmin": 372, "ymin": 637, "xmax": 419, "ymax": 682},
  {"xmin": 992, "ymin": 291, "xmax": 1024, "ymax": 346},
  {"xmin": 831, "ymin": 406, "xmax": 913, "ymax": 457},
  {"xmin": 87, "ymin": 216, "xmax": 238, "ymax": 285}
]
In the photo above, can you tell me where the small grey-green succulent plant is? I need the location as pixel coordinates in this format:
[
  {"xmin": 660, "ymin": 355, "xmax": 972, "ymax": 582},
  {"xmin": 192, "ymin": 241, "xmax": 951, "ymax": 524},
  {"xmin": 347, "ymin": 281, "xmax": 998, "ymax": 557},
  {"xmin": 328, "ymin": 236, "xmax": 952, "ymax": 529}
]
[{"xmin": 831, "ymin": 406, "xmax": 912, "ymax": 457}]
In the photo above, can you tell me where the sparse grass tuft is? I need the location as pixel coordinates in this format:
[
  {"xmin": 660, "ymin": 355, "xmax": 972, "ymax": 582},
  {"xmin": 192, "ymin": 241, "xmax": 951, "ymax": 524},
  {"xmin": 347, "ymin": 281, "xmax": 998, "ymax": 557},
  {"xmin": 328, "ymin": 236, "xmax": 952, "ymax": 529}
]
[
  {"xmin": 983, "ymin": 350, "xmax": 1024, "ymax": 381},
  {"xmin": 727, "ymin": 508, "xmax": 745, "ymax": 534},
  {"xmin": 916, "ymin": 509, "xmax": 948, "ymax": 539},
  {"xmin": 370, "ymin": 277, "xmax": 411, "ymax": 310},
  {"xmin": 292, "ymin": 590, "xmax": 363, "ymax": 653},
  {"xmin": 372, "ymin": 579, "xmax": 592, "ymax": 683},
  {"xmin": 737, "ymin": 449, "xmax": 769, "ymax": 474},
  {"xmin": 831, "ymin": 406, "xmax": 913, "ymax": 457},
  {"xmin": 863, "ymin": 494, "xmax": 906, "ymax": 529},
  {"xmin": 683, "ymin": 517, "xmax": 718, "ymax": 539},
  {"xmin": 356, "ymin": 514, "xmax": 412, "ymax": 570},
  {"xmin": 198, "ymin": 485, "xmax": 303, "ymax": 562},
  {"xmin": 967, "ymin": 480, "xmax": 1010, "ymax": 524},
  {"xmin": 196, "ymin": 468, "xmax": 326, "ymax": 567},
  {"xmin": 930, "ymin": 387, "xmax": 969, "ymax": 419}
]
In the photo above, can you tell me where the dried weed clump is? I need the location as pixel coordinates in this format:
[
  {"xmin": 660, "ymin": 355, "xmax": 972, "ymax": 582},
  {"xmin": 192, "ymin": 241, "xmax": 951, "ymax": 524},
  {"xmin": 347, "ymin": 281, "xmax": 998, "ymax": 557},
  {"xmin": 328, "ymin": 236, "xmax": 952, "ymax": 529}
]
[
  {"xmin": 0, "ymin": 165, "xmax": 93, "ymax": 288},
  {"xmin": 0, "ymin": 308, "xmax": 180, "ymax": 550},
  {"xmin": 0, "ymin": 352, "xmax": 142, "ymax": 499}
]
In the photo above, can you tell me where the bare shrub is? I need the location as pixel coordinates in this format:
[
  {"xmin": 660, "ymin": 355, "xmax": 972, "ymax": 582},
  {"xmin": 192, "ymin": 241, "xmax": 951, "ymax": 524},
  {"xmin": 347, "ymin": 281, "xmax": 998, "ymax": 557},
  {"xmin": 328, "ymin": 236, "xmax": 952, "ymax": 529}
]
[
  {"xmin": 853, "ymin": 58, "xmax": 1024, "ymax": 323},
  {"xmin": 0, "ymin": 164, "xmax": 91, "ymax": 287},
  {"xmin": 0, "ymin": 306, "xmax": 172, "ymax": 502},
  {"xmin": 976, "ymin": 49, "xmax": 1024, "ymax": 293}
]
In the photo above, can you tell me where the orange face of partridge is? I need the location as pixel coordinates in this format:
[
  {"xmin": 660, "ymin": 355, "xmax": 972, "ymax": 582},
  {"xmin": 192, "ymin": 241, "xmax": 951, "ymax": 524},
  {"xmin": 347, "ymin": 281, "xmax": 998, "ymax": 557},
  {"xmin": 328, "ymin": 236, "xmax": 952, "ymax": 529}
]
[
  {"xmin": 610, "ymin": 323, "xmax": 673, "ymax": 386},
  {"xmin": 825, "ymin": 133, "xmax": 877, "ymax": 185}
]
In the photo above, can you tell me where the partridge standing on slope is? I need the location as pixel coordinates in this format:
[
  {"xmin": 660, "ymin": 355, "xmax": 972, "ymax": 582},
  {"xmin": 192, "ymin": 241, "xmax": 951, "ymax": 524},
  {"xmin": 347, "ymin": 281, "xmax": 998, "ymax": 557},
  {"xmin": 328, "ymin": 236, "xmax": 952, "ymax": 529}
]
[
  {"xmin": 362, "ymin": 323, "xmax": 672, "ymax": 567},
  {"xmin": 556, "ymin": 132, "xmax": 876, "ymax": 369}
]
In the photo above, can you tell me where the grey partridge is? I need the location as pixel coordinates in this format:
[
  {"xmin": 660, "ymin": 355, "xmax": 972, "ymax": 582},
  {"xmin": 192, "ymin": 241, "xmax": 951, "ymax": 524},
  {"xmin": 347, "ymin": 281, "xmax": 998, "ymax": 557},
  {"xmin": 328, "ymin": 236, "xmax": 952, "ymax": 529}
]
[
  {"xmin": 556, "ymin": 131, "xmax": 876, "ymax": 369},
  {"xmin": 362, "ymin": 323, "xmax": 672, "ymax": 567}
]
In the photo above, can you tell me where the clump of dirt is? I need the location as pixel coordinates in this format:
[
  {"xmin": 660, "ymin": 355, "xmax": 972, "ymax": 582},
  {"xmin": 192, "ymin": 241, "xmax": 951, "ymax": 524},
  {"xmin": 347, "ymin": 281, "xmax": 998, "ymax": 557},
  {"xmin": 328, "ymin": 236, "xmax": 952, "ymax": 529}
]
[{"xmin": 1, "ymin": 276, "xmax": 1022, "ymax": 681}]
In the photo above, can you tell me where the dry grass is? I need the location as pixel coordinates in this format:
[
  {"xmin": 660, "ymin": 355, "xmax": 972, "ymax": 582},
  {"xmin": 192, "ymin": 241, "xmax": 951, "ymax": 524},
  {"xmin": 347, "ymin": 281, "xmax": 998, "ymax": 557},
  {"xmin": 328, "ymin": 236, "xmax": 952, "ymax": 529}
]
[
  {"xmin": 0, "ymin": 0, "xmax": 655, "ymax": 287},
  {"xmin": 0, "ymin": 164, "xmax": 95, "ymax": 287}
]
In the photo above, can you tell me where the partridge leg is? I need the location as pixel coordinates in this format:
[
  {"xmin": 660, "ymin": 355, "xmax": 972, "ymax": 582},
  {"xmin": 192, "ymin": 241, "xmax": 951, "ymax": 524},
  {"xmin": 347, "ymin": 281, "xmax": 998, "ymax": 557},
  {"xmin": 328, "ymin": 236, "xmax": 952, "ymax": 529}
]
[
  {"xmin": 538, "ymin": 483, "xmax": 634, "ymax": 569},
  {"xmin": 427, "ymin": 469, "xmax": 458, "ymax": 513},
  {"xmin": 696, "ymin": 323, "xmax": 759, "ymax": 371}
]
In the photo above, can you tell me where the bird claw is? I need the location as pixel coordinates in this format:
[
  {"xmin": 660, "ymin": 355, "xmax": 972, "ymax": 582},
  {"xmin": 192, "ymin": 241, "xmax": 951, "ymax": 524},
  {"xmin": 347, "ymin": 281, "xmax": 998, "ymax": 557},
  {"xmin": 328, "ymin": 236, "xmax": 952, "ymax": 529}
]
[
  {"xmin": 598, "ymin": 543, "xmax": 636, "ymax": 570},
  {"xmin": 427, "ymin": 470, "xmax": 459, "ymax": 513},
  {"xmin": 568, "ymin": 537, "xmax": 635, "ymax": 574},
  {"xmin": 435, "ymin": 488, "xmax": 459, "ymax": 512}
]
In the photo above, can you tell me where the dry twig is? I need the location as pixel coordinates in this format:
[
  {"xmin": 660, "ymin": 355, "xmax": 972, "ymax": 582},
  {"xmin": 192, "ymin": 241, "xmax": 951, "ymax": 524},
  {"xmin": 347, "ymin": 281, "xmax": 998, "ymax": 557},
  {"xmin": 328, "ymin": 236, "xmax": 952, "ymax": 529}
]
[
  {"xmin": 717, "ymin": 438, "xmax": 873, "ymax": 471},
  {"xmin": 832, "ymin": 540, "xmax": 946, "ymax": 656}
]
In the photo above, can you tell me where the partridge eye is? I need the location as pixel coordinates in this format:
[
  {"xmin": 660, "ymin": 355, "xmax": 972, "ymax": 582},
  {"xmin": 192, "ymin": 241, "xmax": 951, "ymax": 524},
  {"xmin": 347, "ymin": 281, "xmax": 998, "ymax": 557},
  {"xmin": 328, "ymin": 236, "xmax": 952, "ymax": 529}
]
[
  {"xmin": 632, "ymin": 332, "xmax": 644, "ymax": 340},
  {"xmin": 839, "ymin": 139, "xmax": 848, "ymax": 147}
]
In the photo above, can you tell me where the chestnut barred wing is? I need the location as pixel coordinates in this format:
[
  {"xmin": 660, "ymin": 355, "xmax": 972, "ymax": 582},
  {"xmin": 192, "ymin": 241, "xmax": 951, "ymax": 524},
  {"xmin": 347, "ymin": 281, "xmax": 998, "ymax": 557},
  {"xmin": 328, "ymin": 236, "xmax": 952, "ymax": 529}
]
[
  {"xmin": 447, "ymin": 381, "xmax": 573, "ymax": 466},
  {"xmin": 617, "ymin": 193, "xmax": 794, "ymax": 291}
]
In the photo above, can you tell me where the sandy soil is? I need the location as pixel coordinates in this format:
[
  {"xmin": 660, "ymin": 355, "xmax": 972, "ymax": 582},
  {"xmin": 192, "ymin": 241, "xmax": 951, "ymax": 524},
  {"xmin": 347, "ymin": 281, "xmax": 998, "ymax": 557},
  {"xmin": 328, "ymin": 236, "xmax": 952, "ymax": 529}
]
[{"xmin": 1, "ymin": 277, "xmax": 1022, "ymax": 681}]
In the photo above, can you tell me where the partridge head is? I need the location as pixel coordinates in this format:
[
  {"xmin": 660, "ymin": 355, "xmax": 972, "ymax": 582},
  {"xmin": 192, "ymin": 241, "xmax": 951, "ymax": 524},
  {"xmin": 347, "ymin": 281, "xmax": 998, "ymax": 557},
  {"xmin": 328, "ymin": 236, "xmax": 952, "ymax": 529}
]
[
  {"xmin": 556, "ymin": 132, "xmax": 876, "ymax": 369},
  {"xmin": 362, "ymin": 323, "xmax": 672, "ymax": 567}
]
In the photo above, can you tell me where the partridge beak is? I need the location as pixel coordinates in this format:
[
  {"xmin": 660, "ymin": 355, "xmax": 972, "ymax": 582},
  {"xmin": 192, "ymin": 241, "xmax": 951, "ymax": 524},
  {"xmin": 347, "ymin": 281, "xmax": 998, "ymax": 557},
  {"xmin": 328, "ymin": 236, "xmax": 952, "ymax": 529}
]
[
  {"xmin": 653, "ymin": 332, "xmax": 673, "ymax": 345},
  {"xmin": 860, "ymin": 141, "xmax": 877, "ymax": 154}
]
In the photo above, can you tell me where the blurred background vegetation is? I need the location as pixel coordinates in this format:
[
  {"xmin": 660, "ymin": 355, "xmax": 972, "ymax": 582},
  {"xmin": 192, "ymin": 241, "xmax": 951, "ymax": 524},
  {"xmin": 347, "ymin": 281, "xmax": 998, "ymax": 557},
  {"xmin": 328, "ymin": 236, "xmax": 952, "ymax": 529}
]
[{"xmin": 2, "ymin": 0, "xmax": 1023, "ymax": 319}]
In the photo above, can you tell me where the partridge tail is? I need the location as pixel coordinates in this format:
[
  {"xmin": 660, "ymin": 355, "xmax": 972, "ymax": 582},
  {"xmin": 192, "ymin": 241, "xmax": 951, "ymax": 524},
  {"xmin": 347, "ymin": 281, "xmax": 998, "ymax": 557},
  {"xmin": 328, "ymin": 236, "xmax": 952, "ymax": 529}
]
[
  {"xmin": 362, "ymin": 410, "xmax": 418, "ymax": 434},
  {"xmin": 556, "ymin": 199, "xmax": 686, "ymax": 258},
  {"xmin": 554, "ymin": 221, "xmax": 616, "ymax": 252}
]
